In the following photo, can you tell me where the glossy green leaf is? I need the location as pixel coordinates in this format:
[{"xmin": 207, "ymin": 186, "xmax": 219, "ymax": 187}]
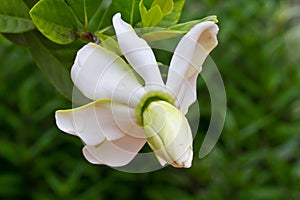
[
  {"xmin": 139, "ymin": 1, "xmax": 164, "ymax": 27},
  {"xmin": 88, "ymin": 1, "xmax": 108, "ymax": 32},
  {"xmin": 30, "ymin": 0, "xmax": 78, "ymax": 44},
  {"xmin": 0, "ymin": 0, "xmax": 34, "ymax": 33},
  {"xmin": 98, "ymin": 0, "xmax": 141, "ymax": 30},
  {"xmin": 139, "ymin": 0, "xmax": 176, "ymax": 27},
  {"xmin": 158, "ymin": 0, "xmax": 185, "ymax": 27},
  {"xmin": 64, "ymin": 0, "xmax": 103, "ymax": 29},
  {"xmin": 23, "ymin": 31, "xmax": 83, "ymax": 101}
]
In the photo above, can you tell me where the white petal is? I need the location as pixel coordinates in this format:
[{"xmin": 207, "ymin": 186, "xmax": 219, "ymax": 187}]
[
  {"xmin": 166, "ymin": 22, "xmax": 219, "ymax": 112},
  {"xmin": 175, "ymin": 72, "xmax": 198, "ymax": 115},
  {"xmin": 55, "ymin": 111, "xmax": 78, "ymax": 137},
  {"xmin": 83, "ymin": 135, "xmax": 146, "ymax": 167},
  {"xmin": 55, "ymin": 101, "xmax": 106, "ymax": 146},
  {"xmin": 155, "ymin": 155, "xmax": 168, "ymax": 166},
  {"xmin": 55, "ymin": 100, "xmax": 144, "ymax": 146},
  {"xmin": 112, "ymin": 13, "xmax": 164, "ymax": 86},
  {"xmin": 111, "ymin": 101, "xmax": 146, "ymax": 139},
  {"xmin": 82, "ymin": 147, "xmax": 101, "ymax": 164},
  {"xmin": 71, "ymin": 43, "xmax": 143, "ymax": 104},
  {"xmin": 171, "ymin": 146, "xmax": 193, "ymax": 168}
]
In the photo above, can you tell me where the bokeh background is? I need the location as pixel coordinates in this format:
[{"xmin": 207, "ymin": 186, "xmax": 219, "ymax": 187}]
[{"xmin": 1, "ymin": 0, "xmax": 300, "ymax": 199}]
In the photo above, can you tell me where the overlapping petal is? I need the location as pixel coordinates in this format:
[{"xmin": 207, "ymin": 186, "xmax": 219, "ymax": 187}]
[
  {"xmin": 143, "ymin": 101, "xmax": 193, "ymax": 168},
  {"xmin": 55, "ymin": 99, "xmax": 143, "ymax": 146},
  {"xmin": 71, "ymin": 43, "xmax": 143, "ymax": 104},
  {"xmin": 113, "ymin": 13, "xmax": 164, "ymax": 86},
  {"xmin": 166, "ymin": 21, "xmax": 219, "ymax": 113},
  {"xmin": 82, "ymin": 135, "xmax": 146, "ymax": 167},
  {"xmin": 55, "ymin": 13, "xmax": 219, "ymax": 169}
]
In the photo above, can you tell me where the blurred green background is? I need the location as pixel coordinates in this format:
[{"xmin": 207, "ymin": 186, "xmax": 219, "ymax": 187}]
[{"xmin": 1, "ymin": 0, "xmax": 300, "ymax": 199}]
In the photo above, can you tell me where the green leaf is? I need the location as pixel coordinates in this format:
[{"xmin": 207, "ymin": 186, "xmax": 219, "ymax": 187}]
[
  {"xmin": 64, "ymin": 0, "xmax": 103, "ymax": 29},
  {"xmin": 169, "ymin": 15, "xmax": 218, "ymax": 31},
  {"xmin": 141, "ymin": 29, "xmax": 182, "ymax": 42},
  {"xmin": 151, "ymin": 0, "xmax": 174, "ymax": 15},
  {"xmin": 158, "ymin": 0, "xmax": 185, "ymax": 27},
  {"xmin": 96, "ymin": 33, "xmax": 122, "ymax": 55},
  {"xmin": 88, "ymin": 1, "xmax": 108, "ymax": 31},
  {"xmin": 24, "ymin": 0, "xmax": 39, "ymax": 8},
  {"xmin": 139, "ymin": 0, "xmax": 176, "ymax": 27},
  {"xmin": 140, "ymin": 2, "xmax": 164, "ymax": 27},
  {"xmin": 0, "ymin": 0, "xmax": 35, "ymax": 33},
  {"xmin": 2, "ymin": 33, "xmax": 27, "ymax": 46},
  {"xmin": 23, "ymin": 31, "xmax": 83, "ymax": 101},
  {"xmin": 30, "ymin": 0, "xmax": 78, "ymax": 44},
  {"xmin": 98, "ymin": 0, "xmax": 141, "ymax": 30},
  {"xmin": 141, "ymin": 15, "xmax": 218, "ymax": 42}
]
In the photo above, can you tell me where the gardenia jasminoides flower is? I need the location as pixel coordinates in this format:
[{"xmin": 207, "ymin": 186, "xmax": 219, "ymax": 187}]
[{"xmin": 55, "ymin": 13, "xmax": 219, "ymax": 168}]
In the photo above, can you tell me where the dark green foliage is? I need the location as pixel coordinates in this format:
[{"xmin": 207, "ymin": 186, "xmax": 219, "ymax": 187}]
[{"xmin": 1, "ymin": 0, "xmax": 300, "ymax": 199}]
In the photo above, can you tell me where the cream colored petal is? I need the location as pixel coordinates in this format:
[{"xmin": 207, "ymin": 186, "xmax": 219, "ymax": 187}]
[
  {"xmin": 71, "ymin": 43, "xmax": 143, "ymax": 105},
  {"xmin": 83, "ymin": 135, "xmax": 146, "ymax": 167},
  {"xmin": 112, "ymin": 13, "xmax": 164, "ymax": 86},
  {"xmin": 171, "ymin": 146, "xmax": 193, "ymax": 168},
  {"xmin": 155, "ymin": 155, "xmax": 168, "ymax": 167},
  {"xmin": 166, "ymin": 22, "xmax": 219, "ymax": 112},
  {"xmin": 55, "ymin": 100, "xmax": 144, "ymax": 146},
  {"xmin": 143, "ymin": 101, "xmax": 193, "ymax": 168}
]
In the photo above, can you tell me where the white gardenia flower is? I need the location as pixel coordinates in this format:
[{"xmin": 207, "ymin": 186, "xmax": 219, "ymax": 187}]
[{"xmin": 55, "ymin": 13, "xmax": 219, "ymax": 168}]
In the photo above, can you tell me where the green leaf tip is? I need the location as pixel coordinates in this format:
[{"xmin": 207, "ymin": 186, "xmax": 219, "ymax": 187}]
[{"xmin": 139, "ymin": 0, "xmax": 175, "ymax": 27}]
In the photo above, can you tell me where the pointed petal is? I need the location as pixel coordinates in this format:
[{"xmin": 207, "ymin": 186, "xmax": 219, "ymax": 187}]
[
  {"xmin": 83, "ymin": 135, "xmax": 146, "ymax": 167},
  {"xmin": 55, "ymin": 100, "xmax": 144, "ymax": 146},
  {"xmin": 112, "ymin": 13, "xmax": 164, "ymax": 86},
  {"xmin": 166, "ymin": 22, "xmax": 219, "ymax": 112},
  {"xmin": 71, "ymin": 43, "xmax": 143, "ymax": 105}
]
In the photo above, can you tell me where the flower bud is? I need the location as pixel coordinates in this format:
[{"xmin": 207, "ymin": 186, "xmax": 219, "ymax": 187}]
[{"xmin": 143, "ymin": 100, "xmax": 193, "ymax": 168}]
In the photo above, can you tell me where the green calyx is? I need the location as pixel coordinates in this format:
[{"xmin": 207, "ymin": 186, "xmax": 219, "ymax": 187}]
[{"xmin": 135, "ymin": 91, "xmax": 174, "ymax": 126}]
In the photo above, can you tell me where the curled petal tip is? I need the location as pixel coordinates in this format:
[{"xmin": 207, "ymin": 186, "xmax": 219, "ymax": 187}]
[
  {"xmin": 112, "ymin": 13, "xmax": 121, "ymax": 25},
  {"xmin": 171, "ymin": 146, "xmax": 193, "ymax": 168},
  {"xmin": 166, "ymin": 20, "xmax": 220, "ymax": 114},
  {"xmin": 82, "ymin": 146, "xmax": 102, "ymax": 165},
  {"xmin": 112, "ymin": 12, "xmax": 133, "ymax": 35},
  {"xmin": 55, "ymin": 110, "xmax": 78, "ymax": 136},
  {"xmin": 114, "ymin": 12, "xmax": 121, "ymax": 17}
]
